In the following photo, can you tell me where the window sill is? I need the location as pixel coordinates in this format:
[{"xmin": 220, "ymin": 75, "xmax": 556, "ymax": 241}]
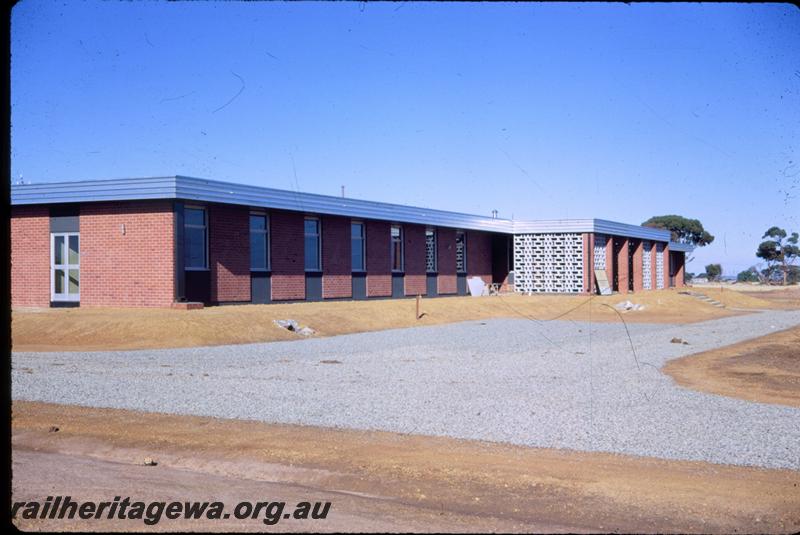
[
  {"xmin": 185, "ymin": 267, "xmax": 210, "ymax": 272},
  {"xmin": 250, "ymin": 269, "xmax": 271, "ymax": 274}
]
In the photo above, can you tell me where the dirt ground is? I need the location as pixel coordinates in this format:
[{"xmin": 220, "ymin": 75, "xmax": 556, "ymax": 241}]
[
  {"xmin": 11, "ymin": 401, "xmax": 800, "ymax": 533},
  {"xmin": 12, "ymin": 287, "xmax": 792, "ymax": 352},
  {"xmin": 663, "ymin": 325, "xmax": 800, "ymax": 408}
]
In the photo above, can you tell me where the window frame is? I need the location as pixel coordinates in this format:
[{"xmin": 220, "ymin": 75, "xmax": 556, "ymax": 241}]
[
  {"xmin": 391, "ymin": 224, "xmax": 404, "ymax": 273},
  {"xmin": 304, "ymin": 216, "xmax": 322, "ymax": 272},
  {"xmin": 249, "ymin": 211, "xmax": 270, "ymax": 272},
  {"xmin": 455, "ymin": 230, "xmax": 467, "ymax": 274},
  {"xmin": 351, "ymin": 221, "xmax": 366, "ymax": 273},
  {"xmin": 184, "ymin": 205, "xmax": 209, "ymax": 271},
  {"xmin": 50, "ymin": 232, "xmax": 80, "ymax": 302},
  {"xmin": 425, "ymin": 228, "xmax": 437, "ymax": 273}
]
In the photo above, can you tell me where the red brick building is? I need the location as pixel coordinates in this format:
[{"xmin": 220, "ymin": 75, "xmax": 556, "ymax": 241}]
[{"xmin": 10, "ymin": 176, "xmax": 688, "ymax": 308}]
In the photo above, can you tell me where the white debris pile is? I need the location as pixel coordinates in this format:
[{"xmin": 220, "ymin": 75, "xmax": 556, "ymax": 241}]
[
  {"xmin": 614, "ymin": 300, "xmax": 645, "ymax": 312},
  {"xmin": 274, "ymin": 319, "xmax": 316, "ymax": 337}
]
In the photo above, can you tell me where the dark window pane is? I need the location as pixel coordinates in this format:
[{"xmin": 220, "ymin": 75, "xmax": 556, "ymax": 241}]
[
  {"xmin": 54, "ymin": 236, "xmax": 64, "ymax": 265},
  {"xmin": 54, "ymin": 269, "xmax": 64, "ymax": 293},
  {"xmin": 250, "ymin": 233, "xmax": 267, "ymax": 269},
  {"xmin": 250, "ymin": 214, "xmax": 266, "ymax": 231},
  {"xmin": 185, "ymin": 208, "xmax": 205, "ymax": 226},
  {"xmin": 305, "ymin": 235, "xmax": 319, "ymax": 270},
  {"xmin": 351, "ymin": 222, "xmax": 363, "ymax": 238},
  {"xmin": 391, "ymin": 226, "xmax": 403, "ymax": 271},
  {"xmin": 352, "ymin": 243, "xmax": 364, "ymax": 271},
  {"xmin": 185, "ymin": 227, "xmax": 206, "ymax": 268},
  {"xmin": 304, "ymin": 219, "xmax": 318, "ymax": 235}
]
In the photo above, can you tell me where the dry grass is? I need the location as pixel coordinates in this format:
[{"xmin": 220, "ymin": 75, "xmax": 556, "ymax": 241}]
[
  {"xmin": 688, "ymin": 285, "xmax": 800, "ymax": 310},
  {"xmin": 12, "ymin": 287, "xmax": 792, "ymax": 352},
  {"xmin": 663, "ymin": 325, "xmax": 800, "ymax": 408}
]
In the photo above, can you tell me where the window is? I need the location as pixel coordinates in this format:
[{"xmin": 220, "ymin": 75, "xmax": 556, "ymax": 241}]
[
  {"xmin": 250, "ymin": 213, "xmax": 269, "ymax": 270},
  {"xmin": 184, "ymin": 207, "xmax": 207, "ymax": 270},
  {"xmin": 391, "ymin": 225, "xmax": 404, "ymax": 272},
  {"xmin": 425, "ymin": 229, "xmax": 437, "ymax": 273},
  {"xmin": 455, "ymin": 231, "xmax": 466, "ymax": 273},
  {"xmin": 51, "ymin": 232, "xmax": 80, "ymax": 302},
  {"xmin": 351, "ymin": 222, "xmax": 365, "ymax": 272},
  {"xmin": 304, "ymin": 217, "xmax": 321, "ymax": 271}
]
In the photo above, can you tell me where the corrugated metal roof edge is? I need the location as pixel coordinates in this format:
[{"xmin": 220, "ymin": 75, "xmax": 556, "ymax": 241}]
[
  {"xmin": 10, "ymin": 175, "xmax": 685, "ymax": 243},
  {"xmin": 668, "ymin": 241, "xmax": 695, "ymax": 253}
]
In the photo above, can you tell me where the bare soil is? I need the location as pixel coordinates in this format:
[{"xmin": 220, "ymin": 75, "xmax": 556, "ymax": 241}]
[
  {"xmin": 13, "ymin": 288, "xmax": 785, "ymax": 352},
  {"xmin": 663, "ymin": 325, "xmax": 800, "ymax": 407},
  {"xmin": 11, "ymin": 402, "xmax": 800, "ymax": 533}
]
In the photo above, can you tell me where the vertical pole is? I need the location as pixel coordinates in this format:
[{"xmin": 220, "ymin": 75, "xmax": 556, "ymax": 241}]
[{"xmin": 416, "ymin": 294, "xmax": 421, "ymax": 320}]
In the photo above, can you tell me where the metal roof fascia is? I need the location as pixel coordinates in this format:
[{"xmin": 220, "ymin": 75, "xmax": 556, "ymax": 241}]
[
  {"xmin": 592, "ymin": 219, "xmax": 671, "ymax": 241},
  {"xmin": 509, "ymin": 219, "xmax": 670, "ymax": 241},
  {"xmin": 510, "ymin": 219, "xmax": 595, "ymax": 234},
  {"xmin": 11, "ymin": 177, "xmax": 179, "ymax": 205},
  {"xmin": 668, "ymin": 241, "xmax": 695, "ymax": 253},
  {"xmin": 173, "ymin": 176, "xmax": 515, "ymax": 233}
]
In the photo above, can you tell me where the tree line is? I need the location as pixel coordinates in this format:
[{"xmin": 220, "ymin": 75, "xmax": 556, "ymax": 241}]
[{"xmin": 642, "ymin": 215, "xmax": 798, "ymax": 285}]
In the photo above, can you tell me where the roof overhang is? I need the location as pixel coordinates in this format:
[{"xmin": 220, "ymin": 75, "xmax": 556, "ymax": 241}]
[
  {"xmin": 11, "ymin": 175, "xmax": 679, "ymax": 242},
  {"xmin": 510, "ymin": 218, "xmax": 671, "ymax": 242},
  {"xmin": 668, "ymin": 241, "xmax": 694, "ymax": 253}
]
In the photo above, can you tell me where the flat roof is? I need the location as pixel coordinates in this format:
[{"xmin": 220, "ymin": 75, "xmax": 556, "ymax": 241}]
[{"xmin": 11, "ymin": 175, "xmax": 686, "ymax": 247}]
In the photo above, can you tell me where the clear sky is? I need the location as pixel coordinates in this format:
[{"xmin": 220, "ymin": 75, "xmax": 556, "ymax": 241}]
[{"xmin": 10, "ymin": 1, "xmax": 800, "ymax": 275}]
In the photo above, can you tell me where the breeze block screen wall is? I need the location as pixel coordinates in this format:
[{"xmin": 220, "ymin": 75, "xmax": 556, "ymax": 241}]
[{"xmin": 513, "ymin": 233, "xmax": 584, "ymax": 293}]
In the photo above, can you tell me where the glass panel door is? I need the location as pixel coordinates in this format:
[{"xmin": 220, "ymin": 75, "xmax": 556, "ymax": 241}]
[{"xmin": 52, "ymin": 232, "xmax": 80, "ymax": 302}]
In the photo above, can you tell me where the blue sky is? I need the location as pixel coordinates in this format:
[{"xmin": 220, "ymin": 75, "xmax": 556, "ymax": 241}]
[{"xmin": 11, "ymin": 1, "xmax": 799, "ymax": 275}]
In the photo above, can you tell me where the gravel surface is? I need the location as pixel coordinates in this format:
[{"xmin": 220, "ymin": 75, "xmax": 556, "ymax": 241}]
[{"xmin": 13, "ymin": 309, "xmax": 800, "ymax": 470}]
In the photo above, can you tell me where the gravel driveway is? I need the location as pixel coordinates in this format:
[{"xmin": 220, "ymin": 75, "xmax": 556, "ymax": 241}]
[{"xmin": 13, "ymin": 309, "xmax": 800, "ymax": 470}]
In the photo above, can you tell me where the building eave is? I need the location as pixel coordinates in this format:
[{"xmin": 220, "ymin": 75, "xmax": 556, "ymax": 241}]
[{"xmin": 11, "ymin": 175, "xmax": 677, "ymax": 241}]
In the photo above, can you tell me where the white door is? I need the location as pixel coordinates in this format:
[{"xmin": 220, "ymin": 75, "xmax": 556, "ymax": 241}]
[{"xmin": 51, "ymin": 233, "xmax": 80, "ymax": 302}]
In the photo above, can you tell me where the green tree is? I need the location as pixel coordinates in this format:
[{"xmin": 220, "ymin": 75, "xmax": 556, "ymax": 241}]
[
  {"xmin": 737, "ymin": 267, "xmax": 759, "ymax": 283},
  {"xmin": 642, "ymin": 215, "xmax": 715, "ymax": 247},
  {"xmin": 704, "ymin": 263, "xmax": 722, "ymax": 282},
  {"xmin": 756, "ymin": 227, "xmax": 799, "ymax": 286}
]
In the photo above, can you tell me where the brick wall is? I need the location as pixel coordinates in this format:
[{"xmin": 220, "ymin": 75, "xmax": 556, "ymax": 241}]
[
  {"xmin": 663, "ymin": 244, "xmax": 671, "ymax": 290},
  {"xmin": 583, "ymin": 233, "xmax": 592, "ymax": 294},
  {"xmin": 11, "ymin": 205, "xmax": 50, "ymax": 307},
  {"xmin": 322, "ymin": 215, "xmax": 351, "ymax": 299},
  {"xmin": 270, "ymin": 210, "xmax": 305, "ymax": 301},
  {"xmin": 675, "ymin": 251, "xmax": 685, "ymax": 287},
  {"xmin": 81, "ymin": 201, "xmax": 175, "ymax": 307},
  {"xmin": 605, "ymin": 235, "xmax": 614, "ymax": 288},
  {"xmin": 466, "ymin": 230, "xmax": 492, "ymax": 285},
  {"xmin": 208, "ymin": 203, "xmax": 250, "ymax": 303},
  {"xmin": 616, "ymin": 237, "xmax": 629, "ymax": 295},
  {"xmin": 404, "ymin": 224, "xmax": 426, "ymax": 296},
  {"xmin": 437, "ymin": 228, "xmax": 457, "ymax": 294},
  {"xmin": 366, "ymin": 220, "xmax": 391, "ymax": 297}
]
